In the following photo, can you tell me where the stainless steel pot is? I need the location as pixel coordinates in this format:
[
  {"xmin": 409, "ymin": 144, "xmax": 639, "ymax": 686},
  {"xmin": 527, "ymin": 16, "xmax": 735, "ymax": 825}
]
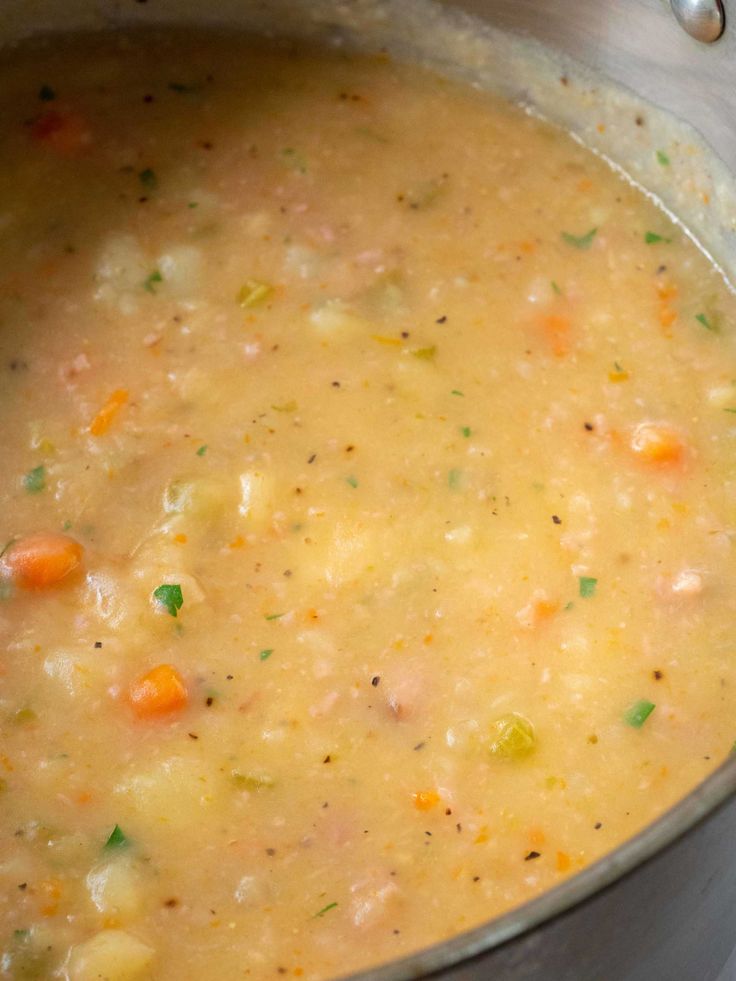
[{"xmin": 2, "ymin": 1, "xmax": 735, "ymax": 978}]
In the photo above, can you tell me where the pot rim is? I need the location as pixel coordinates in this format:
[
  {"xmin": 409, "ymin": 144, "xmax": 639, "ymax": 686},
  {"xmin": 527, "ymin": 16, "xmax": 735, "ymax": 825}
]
[{"xmin": 341, "ymin": 753, "xmax": 736, "ymax": 980}]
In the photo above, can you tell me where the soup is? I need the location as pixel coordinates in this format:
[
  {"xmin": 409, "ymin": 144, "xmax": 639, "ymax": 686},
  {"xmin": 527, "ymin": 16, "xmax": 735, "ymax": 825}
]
[{"xmin": 1, "ymin": 28, "xmax": 736, "ymax": 981}]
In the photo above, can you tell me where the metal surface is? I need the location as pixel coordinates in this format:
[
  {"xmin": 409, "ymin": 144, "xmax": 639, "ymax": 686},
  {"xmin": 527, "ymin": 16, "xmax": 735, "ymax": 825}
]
[{"xmin": 670, "ymin": 0, "xmax": 725, "ymax": 42}]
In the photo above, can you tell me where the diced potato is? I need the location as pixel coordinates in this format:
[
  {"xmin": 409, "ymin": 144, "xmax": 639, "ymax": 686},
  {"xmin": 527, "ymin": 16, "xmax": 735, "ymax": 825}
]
[
  {"xmin": 309, "ymin": 298, "xmax": 370, "ymax": 337},
  {"xmin": 157, "ymin": 245, "xmax": 202, "ymax": 297},
  {"xmin": 94, "ymin": 234, "xmax": 148, "ymax": 315},
  {"xmin": 86, "ymin": 857, "xmax": 144, "ymax": 920},
  {"xmin": 114, "ymin": 755, "xmax": 221, "ymax": 831},
  {"xmin": 67, "ymin": 930, "xmax": 154, "ymax": 981},
  {"xmin": 163, "ymin": 475, "xmax": 234, "ymax": 520}
]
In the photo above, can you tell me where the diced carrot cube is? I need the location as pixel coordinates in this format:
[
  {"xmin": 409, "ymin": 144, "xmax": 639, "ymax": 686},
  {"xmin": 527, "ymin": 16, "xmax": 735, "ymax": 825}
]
[
  {"xmin": 89, "ymin": 389, "xmax": 129, "ymax": 436},
  {"xmin": 128, "ymin": 664, "xmax": 188, "ymax": 718},
  {"xmin": 4, "ymin": 532, "xmax": 83, "ymax": 589},
  {"xmin": 30, "ymin": 109, "xmax": 91, "ymax": 156},
  {"xmin": 629, "ymin": 422, "xmax": 685, "ymax": 465},
  {"xmin": 412, "ymin": 790, "xmax": 440, "ymax": 811}
]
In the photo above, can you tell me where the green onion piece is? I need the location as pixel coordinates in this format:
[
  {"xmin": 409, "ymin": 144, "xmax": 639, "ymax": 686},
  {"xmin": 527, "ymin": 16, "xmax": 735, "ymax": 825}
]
[
  {"xmin": 461, "ymin": 426, "xmax": 471, "ymax": 438},
  {"xmin": 279, "ymin": 147, "xmax": 308, "ymax": 174},
  {"xmin": 644, "ymin": 231, "xmax": 670, "ymax": 244},
  {"xmin": 169, "ymin": 81, "xmax": 200, "ymax": 94},
  {"xmin": 139, "ymin": 168, "xmax": 157, "ymax": 191},
  {"xmin": 143, "ymin": 269, "xmax": 163, "ymax": 293},
  {"xmin": 696, "ymin": 312, "xmax": 717, "ymax": 332},
  {"xmin": 104, "ymin": 824, "xmax": 129, "ymax": 849},
  {"xmin": 271, "ymin": 401, "xmax": 297, "ymax": 413},
  {"xmin": 153, "ymin": 583, "xmax": 183, "ymax": 617},
  {"xmin": 561, "ymin": 228, "xmax": 597, "ymax": 250},
  {"xmin": 450, "ymin": 389, "xmax": 464, "ymax": 397},
  {"xmin": 412, "ymin": 345, "xmax": 437, "ymax": 360},
  {"xmin": 23, "ymin": 465, "xmax": 45, "ymax": 494},
  {"xmin": 656, "ymin": 150, "xmax": 670, "ymax": 166},
  {"xmin": 314, "ymin": 901, "xmax": 338, "ymax": 918},
  {"xmin": 259, "ymin": 649, "xmax": 273, "ymax": 661},
  {"xmin": 265, "ymin": 612, "xmax": 284, "ymax": 621},
  {"xmin": 345, "ymin": 475, "xmax": 358, "ymax": 488},
  {"xmin": 579, "ymin": 576, "xmax": 598, "ymax": 598},
  {"xmin": 237, "ymin": 280, "xmax": 274, "ymax": 308},
  {"xmin": 551, "ymin": 280, "xmax": 562, "ymax": 296},
  {"xmin": 624, "ymin": 699, "xmax": 655, "ymax": 728},
  {"xmin": 231, "ymin": 771, "xmax": 275, "ymax": 790},
  {"xmin": 196, "ymin": 445, "xmax": 207, "ymax": 456},
  {"xmin": 488, "ymin": 713, "xmax": 536, "ymax": 760}
]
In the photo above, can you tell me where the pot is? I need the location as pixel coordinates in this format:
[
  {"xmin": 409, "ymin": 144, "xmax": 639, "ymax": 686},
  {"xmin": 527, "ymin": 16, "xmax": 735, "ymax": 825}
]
[{"xmin": 2, "ymin": 2, "xmax": 735, "ymax": 979}]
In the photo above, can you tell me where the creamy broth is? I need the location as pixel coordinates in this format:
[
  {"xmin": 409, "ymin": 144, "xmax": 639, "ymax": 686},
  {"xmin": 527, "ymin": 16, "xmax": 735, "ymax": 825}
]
[{"xmin": 1, "ymin": 30, "xmax": 736, "ymax": 981}]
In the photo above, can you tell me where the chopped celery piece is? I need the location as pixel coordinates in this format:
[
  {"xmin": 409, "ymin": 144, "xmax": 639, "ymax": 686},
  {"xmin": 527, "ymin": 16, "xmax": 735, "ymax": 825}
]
[
  {"xmin": 231, "ymin": 770, "xmax": 275, "ymax": 790},
  {"xmin": 237, "ymin": 280, "xmax": 274, "ymax": 308},
  {"xmin": 489, "ymin": 713, "xmax": 536, "ymax": 760}
]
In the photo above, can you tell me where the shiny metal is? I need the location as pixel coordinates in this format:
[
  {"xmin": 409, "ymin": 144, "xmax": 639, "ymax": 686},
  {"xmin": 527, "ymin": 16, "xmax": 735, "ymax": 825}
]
[{"xmin": 670, "ymin": 0, "xmax": 725, "ymax": 42}]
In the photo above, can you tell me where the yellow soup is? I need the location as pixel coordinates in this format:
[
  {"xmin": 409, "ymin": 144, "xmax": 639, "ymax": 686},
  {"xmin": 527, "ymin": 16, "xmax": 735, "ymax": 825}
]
[{"xmin": 1, "ymin": 29, "xmax": 736, "ymax": 981}]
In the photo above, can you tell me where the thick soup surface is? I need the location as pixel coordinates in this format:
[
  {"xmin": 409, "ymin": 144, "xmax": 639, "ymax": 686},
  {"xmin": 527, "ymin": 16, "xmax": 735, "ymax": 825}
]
[{"xmin": 1, "ymin": 30, "xmax": 736, "ymax": 981}]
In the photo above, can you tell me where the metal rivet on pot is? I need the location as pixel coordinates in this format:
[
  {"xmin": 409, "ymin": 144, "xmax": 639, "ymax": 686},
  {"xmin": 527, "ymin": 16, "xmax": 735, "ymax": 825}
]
[{"xmin": 670, "ymin": 0, "xmax": 725, "ymax": 43}]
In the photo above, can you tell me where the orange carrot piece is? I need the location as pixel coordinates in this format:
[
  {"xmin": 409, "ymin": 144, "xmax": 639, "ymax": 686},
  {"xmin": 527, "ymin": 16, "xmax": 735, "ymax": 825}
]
[
  {"xmin": 556, "ymin": 851, "xmax": 572, "ymax": 872},
  {"xmin": 89, "ymin": 388, "xmax": 129, "ymax": 436},
  {"xmin": 539, "ymin": 314, "xmax": 571, "ymax": 357},
  {"xmin": 4, "ymin": 532, "xmax": 83, "ymax": 589},
  {"xmin": 412, "ymin": 790, "xmax": 440, "ymax": 811},
  {"xmin": 30, "ymin": 109, "xmax": 91, "ymax": 156},
  {"xmin": 128, "ymin": 664, "xmax": 188, "ymax": 718},
  {"xmin": 629, "ymin": 422, "xmax": 685, "ymax": 466}
]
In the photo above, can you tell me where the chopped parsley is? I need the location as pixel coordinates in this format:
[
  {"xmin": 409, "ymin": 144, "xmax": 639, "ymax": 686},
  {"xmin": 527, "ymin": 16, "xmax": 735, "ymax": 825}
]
[
  {"xmin": 551, "ymin": 280, "xmax": 562, "ymax": 296},
  {"xmin": 314, "ymin": 901, "xmax": 338, "ymax": 918},
  {"xmin": 196, "ymin": 445, "xmax": 208, "ymax": 456},
  {"xmin": 696, "ymin": 312, "xmax": 717, "ymax": 332},
  {"xmin": 624, "ymin": 699, "xmax": 656, "ymax": 728},
  {"xmin": 412, "ymin": 345, "xmax": 437, "ymax": 361},
  {"xmin": 104, "ymin": 824, "xmax": 129, "ymax": 849},
  {"xmin": 345, "ymin": 475, "xmax": 358, "ymax": 488},
  {"xmin": 143, "ymin": 269, "xmax": 163, "ymax": 293},
  {"xmin": 259, "ymin": 649, "xmax": 273, "ymax": 661},
  {"xmin": 450, "ymin": 389, "xmax": 464, "ymax": 397},
  {"xmin": 561, "ymin": 227, "xmax": 597, "ymax": 250},
  {"xmin": 579, "ymin": 576, "xmax": 598, "ymax": 598},
  {"xmin": 461, "ymin": 426, "xmax": 471, "ymax": 438},
  {"xmin": 644, "ymin": 231, "xmax": 671, "ymax": 244},
  {"xmin": 139, "ymin": 168, "xmax": 157, "ymax": 191},
  {"xmin": 265, "ymin": 612, "xmax": 284, "ymax": 621},
  {"xmin": 656, "ymin": 150, "xmax": 670, "ymax": 166},
  {"xmin": 23, "ymin": 465, "xmax": 46, "ymax": 494},
  {"xmin": 153, "ymin": 583, "xmax": 184, "ymax": 617}
]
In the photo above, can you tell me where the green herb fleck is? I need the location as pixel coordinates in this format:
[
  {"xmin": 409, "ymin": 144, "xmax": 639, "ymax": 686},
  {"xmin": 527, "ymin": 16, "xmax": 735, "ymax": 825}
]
[
  {"xmin": 345, "ymin": 475, "xmax": 358, "ymax": 488},
  {"xmin": 644, "ymin": 231, "xmax": 671, "ymax": 244},
  {"xmin": 14, "ymin": 708, "xmax": 37, "ymax": 725},
  {"xmin": 143, "ymin": 269, "xmax": 163, "ymax": 293},
  {"xmin": 169, "ymin": 81, "xmax": 201, "ymax": 94},
  {"xmin": 139, "ymin": 168, "xmax": 157, "ymax": 191},
  {"xmin": 696, "ymin": 312, "xmax": 717, "ymax": 332},
  {"xmin": 314, "ymin": 901, "xmax": 338, "ymax": 918},
  {"xmin": 265, "ymin": 612, "xmax": 284, "ymax": 621},
  {"xmin": 271, "ymin": 400, "xmax": 297, "ymax": 413},
  {"xmin": 450, "ymin": 389, "xmax": 464, "ymax": 397},
  {"xmin": 551, "ymin": 280, "xmax": 562, "ymax": 296},
  {"xmin": 564, "ymin": 601, "xmax": 574, "ymax": 612},
  {"xmin": 13, "ymin": 928, "xmax": 29, "ymax": 940},
  {"xmin": 259, "ymin": 648, "xmax": 273, "ymax": 661},
  {"xmin": 39, "ymin": 84, "xmax": 56, "ymax": 101},
  {"xmin": 62, "ymin": 519, "xmax": 72, "ymax": 531},
  {"xmin": 237, "ymin": 280, "xmax": 274, "ymax": 308},
  {"xmin": 724, "ymin": 408, "xmax": 736, "ymax": 414},
  {"xmin": 153, "ymin": 583, "xmax": 183, "ymax": 617},
  {"xmin": 412, "ymin": 345, "xmax": 437, "ymax": 361},
  {"xmin": 23, "ymin": 465, "xmax": 46, "ymax": 494},
  {"xmin": 279, "ymin": 147, "xmax": 308, "ymax": 174},
  {"xmin": 461, "ymin": 426, "xmax": 471, "ymax": 438},
  {"xmin": 231, "ymin": 771, "xmax": 275, "ymax": 790},
  {"xmin": 656, "ymin": 150, "xmax": 670, "ymax": 166},
  {"xmin": 187, "ymin": 201, "xmax": 199, "ymax": 209},
  {"xmin": 561, "ymin": 228, "xmax": 597, "ymax": 250},
  {"xmin": 104, "ymin": 824, "xmax": 129, "ymax": 849},
  {"xmin": 196, "ymin": 445, "xmax": 208, "ymax": 457},
  {"xmin": 448, "ymin": 468, "xmax": 462, "ymax": 490},
  {"xmin": 579, "ymin": 576, "xmax": 598, "ymax": 599},
  {"xmin": 624, "ymin": 699, "xmax": 655, "ymax": 728}
]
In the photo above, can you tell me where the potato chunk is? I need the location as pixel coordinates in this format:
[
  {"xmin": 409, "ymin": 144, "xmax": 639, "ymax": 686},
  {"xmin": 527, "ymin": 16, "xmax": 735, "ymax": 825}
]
[{"xmin": 67, "ymin": 930, "xmax": 154, "ymax": 980}]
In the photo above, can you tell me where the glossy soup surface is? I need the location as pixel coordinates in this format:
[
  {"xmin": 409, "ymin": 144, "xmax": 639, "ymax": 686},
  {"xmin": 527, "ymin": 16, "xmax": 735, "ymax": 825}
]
[{"xmin": 1, "ymin": 30, "xmax": 736, "ymax": 981}]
